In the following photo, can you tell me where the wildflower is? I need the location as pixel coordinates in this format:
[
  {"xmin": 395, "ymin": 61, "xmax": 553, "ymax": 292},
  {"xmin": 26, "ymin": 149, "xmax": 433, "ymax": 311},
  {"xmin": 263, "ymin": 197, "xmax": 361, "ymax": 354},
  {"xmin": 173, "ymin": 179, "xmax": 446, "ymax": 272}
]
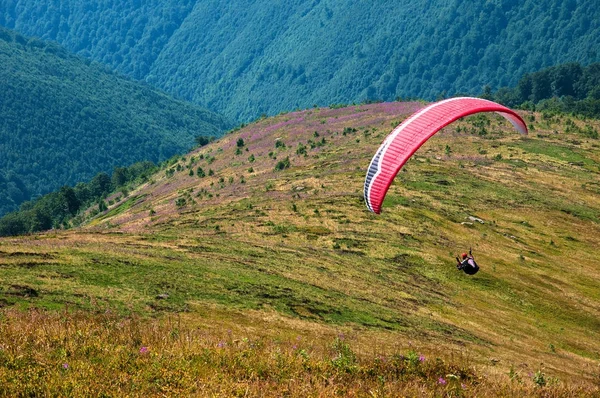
[
  {"xmin": 217, "ymin": 341, "xmax": 226, "ymax": 348},
  {"xmin": 438, "ymin": 377, "xmax": 447, "ymax": 385},
  {"xmin": 62, "ymin": 363, "xmax": 69, "ymax": 369},
  {"xmin": 139, "ymin": 346, "xmax": 149, "ymax": 354},
  {"xmin": 419, "ymin": 355, "xmax": 425, "ymax": 362}
]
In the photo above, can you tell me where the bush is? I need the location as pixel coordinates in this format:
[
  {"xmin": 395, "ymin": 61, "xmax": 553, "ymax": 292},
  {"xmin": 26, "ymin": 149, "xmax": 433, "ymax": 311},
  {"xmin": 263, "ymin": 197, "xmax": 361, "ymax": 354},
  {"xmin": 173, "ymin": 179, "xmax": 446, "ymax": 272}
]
[
  {"xmin": 195, "ymin": 136, "xmax": 213, "ymax": 147},
  {"xmin": 274, "ymin": 157, "xmax": 291, "ymax": 171}
]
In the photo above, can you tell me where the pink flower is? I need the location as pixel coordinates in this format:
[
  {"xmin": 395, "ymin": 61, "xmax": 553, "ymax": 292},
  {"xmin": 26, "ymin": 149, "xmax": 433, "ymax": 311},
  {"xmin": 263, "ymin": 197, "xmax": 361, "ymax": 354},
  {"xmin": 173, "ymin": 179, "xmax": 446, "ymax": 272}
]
[
  {"xmin": 139, "ymin": 346, "xmax": 149, "ymax": 354},
  {"xmin": 438, "ymin": 377, "xmax": 447, "ymax": 385},
  {"xmin": 62, "ymin": 363, "xmax": 69, "ymax": 369},
  {"xmin": 419, "ymin": 355, "xmax": 425, "ymax": 362}
]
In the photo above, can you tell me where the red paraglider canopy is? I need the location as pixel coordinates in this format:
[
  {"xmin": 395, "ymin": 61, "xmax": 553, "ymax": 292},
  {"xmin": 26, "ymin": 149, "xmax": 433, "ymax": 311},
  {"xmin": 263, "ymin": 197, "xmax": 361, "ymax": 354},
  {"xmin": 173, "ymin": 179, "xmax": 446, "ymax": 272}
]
[{"xmin": 364, "ymin": 97, "xmax": 527, "ymax": 214}]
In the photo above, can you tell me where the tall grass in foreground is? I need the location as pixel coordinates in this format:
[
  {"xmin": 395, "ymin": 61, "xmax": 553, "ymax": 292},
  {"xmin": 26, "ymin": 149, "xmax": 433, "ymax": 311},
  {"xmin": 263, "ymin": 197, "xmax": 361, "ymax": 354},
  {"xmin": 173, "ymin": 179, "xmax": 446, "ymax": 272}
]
[{"xmin": 1, "ymin": 309, "xmax": 597, "ymax": 397}]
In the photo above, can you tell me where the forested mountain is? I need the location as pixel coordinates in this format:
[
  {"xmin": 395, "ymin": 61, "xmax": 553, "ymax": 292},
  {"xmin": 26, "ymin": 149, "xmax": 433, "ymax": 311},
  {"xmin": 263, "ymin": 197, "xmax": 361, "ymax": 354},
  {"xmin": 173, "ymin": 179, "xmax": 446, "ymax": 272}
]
[
  {"xmin": 0, "ymin": 27, "xmax": 230, "ymax": 216},
  {"xmin": 1, "ymin": 0, "xmax": 599, "ymax": 121}
]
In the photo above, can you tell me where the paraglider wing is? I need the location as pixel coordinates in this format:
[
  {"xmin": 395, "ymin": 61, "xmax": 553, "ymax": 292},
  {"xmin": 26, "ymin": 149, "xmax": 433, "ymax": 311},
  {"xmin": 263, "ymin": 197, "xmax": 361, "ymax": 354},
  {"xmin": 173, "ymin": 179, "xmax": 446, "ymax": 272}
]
[{"xmin": 364, "ymin": 97, "xmax": 527, "ymax": 214}]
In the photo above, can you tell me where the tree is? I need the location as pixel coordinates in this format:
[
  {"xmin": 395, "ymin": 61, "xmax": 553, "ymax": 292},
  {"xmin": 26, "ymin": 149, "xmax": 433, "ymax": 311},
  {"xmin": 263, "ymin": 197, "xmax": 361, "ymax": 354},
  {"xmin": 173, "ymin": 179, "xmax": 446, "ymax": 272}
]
[
  {"xmin": 59, "ymin": 186, "xmax": 80, "ymax": 216},
  {"xmin": 552, "ymin": 63, "xmax": 582, "ymax": 98},
  {"xmin": 531, "ymin": 70, "xmax": 553, "ymax": 103},
  {"xmin": 111, "ymin": 167, "xmax": 129, "ymax": 188},
  {"xmin": 89, "ymin": 172, "xmax": 112, "ymax": 197},
  {"xmin": 195, "ymin": 135, "xmax": 214, "ymax": 147},
  {"xmin": 517, "ymin": 74, "xmax": 533, "ymax": 103}
]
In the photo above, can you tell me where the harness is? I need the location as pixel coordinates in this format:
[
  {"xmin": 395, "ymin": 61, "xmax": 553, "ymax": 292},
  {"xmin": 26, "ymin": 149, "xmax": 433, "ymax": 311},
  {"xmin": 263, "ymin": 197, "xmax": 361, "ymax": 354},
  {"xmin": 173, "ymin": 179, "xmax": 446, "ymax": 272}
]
[{"xmin": 460, "ymin": 258, "xmax": 479, "ymax": 275}]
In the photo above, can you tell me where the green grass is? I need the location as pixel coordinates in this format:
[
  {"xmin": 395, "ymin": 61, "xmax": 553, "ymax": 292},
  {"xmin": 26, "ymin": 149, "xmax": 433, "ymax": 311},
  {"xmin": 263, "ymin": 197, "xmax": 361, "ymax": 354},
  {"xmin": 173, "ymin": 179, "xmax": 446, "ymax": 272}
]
[
  {"xmin": 1, "ymin": 104, "xmax": 600, "ymax": 393},
  {"xmin": 92, "ymin": 194, "xmax": 147, "ymax": 223},
  {"xmin": 510, "ymin": 138, "xmax": 598, "ymax": 168}
]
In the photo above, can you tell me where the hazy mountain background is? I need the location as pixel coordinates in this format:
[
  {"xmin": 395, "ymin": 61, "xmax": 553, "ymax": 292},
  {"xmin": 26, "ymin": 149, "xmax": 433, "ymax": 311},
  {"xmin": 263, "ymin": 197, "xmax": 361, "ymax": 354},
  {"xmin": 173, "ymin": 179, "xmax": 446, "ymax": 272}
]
[
  {"xmin": 1, "ymin": 0, "xmax": 598, "ymax": 122},
  {"xmin": 0, "ymin": 26, "xmax": 230, "ymax": 216}
]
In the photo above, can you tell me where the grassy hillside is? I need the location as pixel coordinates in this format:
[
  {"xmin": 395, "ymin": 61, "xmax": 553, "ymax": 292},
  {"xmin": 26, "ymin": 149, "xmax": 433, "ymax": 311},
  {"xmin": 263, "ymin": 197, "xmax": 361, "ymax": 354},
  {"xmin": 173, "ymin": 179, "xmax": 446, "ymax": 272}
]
[
  {"xmin": 0, "ymin": 26, "xmax": 230, "ymax": 216},
  {"xmin": 1, "ymin": 102, "xmax": 599, "ymax": 395},
  {"xmin": 2, "ymin": 1, "xmax": 599, "ymax": 121}
]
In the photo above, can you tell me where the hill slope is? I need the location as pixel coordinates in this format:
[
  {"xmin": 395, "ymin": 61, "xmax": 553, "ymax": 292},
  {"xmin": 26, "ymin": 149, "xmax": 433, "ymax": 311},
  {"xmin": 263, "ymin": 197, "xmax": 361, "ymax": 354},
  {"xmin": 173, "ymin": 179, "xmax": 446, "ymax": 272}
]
[
  {"xmin": 1, "ymin": 0, "xmax": 599, "ymax": 121},
  {"xmin": 1, "ymin": 102, "xmax": 599, "ymax": 391},
  {"xmin": 0, "ymin": 27, "xmax": 230, "ymax": 216}
]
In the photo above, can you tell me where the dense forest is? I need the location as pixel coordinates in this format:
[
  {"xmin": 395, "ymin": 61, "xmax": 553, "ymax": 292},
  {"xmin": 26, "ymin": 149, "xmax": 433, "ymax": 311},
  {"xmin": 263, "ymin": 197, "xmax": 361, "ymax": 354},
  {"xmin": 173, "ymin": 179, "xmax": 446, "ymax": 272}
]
[
  {"xmin": 0, "ymin": 27, "xmax": 230, "ymax": 216},
  {"xmin": 1, "ymin": 0, "xmax": 598, "ymax": 121},
  {"xmin": 0, "ymin": 160, "xmax": 158, "ymax": 236},
  {"xmin": 489, "ymin": 62, "xmax": 600, "ymax": 117}
]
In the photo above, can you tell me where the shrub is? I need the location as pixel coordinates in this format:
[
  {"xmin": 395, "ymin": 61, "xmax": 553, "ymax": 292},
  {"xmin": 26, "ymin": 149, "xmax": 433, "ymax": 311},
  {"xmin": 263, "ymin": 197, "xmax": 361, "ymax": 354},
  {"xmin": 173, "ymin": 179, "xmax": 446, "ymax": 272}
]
[
  {"xmin": 583, "ymin": 125, "xmax": 598, "ymax": 139},
  {"xmin": 296, "ymin": 143, "xmax": 307, "ymax": 156},
  {"xmin": 533, "ymin": 370, "xmax": 547, "ymax": 387},
  {"xmin": 331, "ymin": 337, "xmax": 357, "ymax": 374},
  {"xmin": 275, "ymin": 157, "xmax": 291, "ymax": 171},
  {"xmin": 195, "ymin": 135, "xmax": 213, "ymax": 147}
]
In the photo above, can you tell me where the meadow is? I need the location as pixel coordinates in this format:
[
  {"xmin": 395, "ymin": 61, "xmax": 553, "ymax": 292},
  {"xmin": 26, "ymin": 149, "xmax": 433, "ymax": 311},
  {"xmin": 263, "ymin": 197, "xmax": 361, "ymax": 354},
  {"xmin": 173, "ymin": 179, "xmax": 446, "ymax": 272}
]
[{"xmin": 1, "ymin": 102, "xmax": 599, "ymax": 396}]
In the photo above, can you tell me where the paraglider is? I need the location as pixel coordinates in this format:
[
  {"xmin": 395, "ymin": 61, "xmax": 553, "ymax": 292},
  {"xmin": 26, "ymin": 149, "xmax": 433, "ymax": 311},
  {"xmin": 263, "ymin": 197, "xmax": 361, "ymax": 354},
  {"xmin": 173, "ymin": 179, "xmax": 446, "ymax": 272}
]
[
  {"xmin": 456, "ymin": 248, "xmax": 479, "ymax": 275},
  {"xmin": 364, "ymin": 97, "xmax": 527, "ymax": 214}
]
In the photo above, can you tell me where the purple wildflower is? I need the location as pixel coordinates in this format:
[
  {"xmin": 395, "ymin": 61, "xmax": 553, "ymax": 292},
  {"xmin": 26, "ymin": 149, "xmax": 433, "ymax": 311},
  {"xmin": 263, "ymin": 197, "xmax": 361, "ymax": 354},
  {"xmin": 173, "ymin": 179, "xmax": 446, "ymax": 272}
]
[
  {"xmin": 438, "ymin": 377, "xmax": 447, "ymax": 385},
  {"xmin": 419, "ymin": 355, "xmax": 425, "ymax": 362},
  {"xmin": 62, "ymin": 363, "xmax": 69, "ymax": 369},
  {"xmin": 217, "ymin": 341, "xmax": 226, "ymax": 348},
  {"xmin": 139, "ymin": 346, "xmax": 148, "ymax": 354}
]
